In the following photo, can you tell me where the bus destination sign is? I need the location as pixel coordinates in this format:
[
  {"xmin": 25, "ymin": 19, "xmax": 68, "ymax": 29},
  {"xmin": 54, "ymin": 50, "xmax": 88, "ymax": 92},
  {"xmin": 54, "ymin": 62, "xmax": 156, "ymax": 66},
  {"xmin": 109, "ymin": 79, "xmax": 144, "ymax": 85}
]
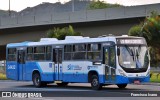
[{"xmin": 117, "ymin": 38, "xmax": 146, "ymax": 45}]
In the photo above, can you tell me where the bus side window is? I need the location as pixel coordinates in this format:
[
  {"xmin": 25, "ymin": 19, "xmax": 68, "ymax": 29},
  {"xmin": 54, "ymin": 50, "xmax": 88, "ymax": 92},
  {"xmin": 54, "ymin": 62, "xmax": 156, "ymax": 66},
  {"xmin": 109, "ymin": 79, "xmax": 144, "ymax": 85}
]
[
  {"xmin": 34, "ymin": 46, "xmax": 45, "ymax": 61},
  {"xmin": 64, "ymin": 45, "xmax": 72, "ymax": 60},
  {"xmin": 27, "ymin": 47, "xmax": 33, "ymax": 61},
  {"xmin": 110, "ymin": 47, "xmax": 116, "ymax": 67},
  {"xmin": 8, "ymin": 48, "xmax": 16, "ymax": 61},
  {"xmin": 46, "ymin": 46, "xmax": 52, "ymax": 60},
  {"xmin": 105, "ymin": 49, "xmax": 109, "ymax": 65},
  {"xmin": 87, "ymin": 43, "xmax": 101, "ymax": 61},
  {"xmin": 72, "ymin": 44, "xmax": 86, "ymax": 60},
  {"xmin": 53, "ymin": 49, "xmax": 57, "ymax": 63}
]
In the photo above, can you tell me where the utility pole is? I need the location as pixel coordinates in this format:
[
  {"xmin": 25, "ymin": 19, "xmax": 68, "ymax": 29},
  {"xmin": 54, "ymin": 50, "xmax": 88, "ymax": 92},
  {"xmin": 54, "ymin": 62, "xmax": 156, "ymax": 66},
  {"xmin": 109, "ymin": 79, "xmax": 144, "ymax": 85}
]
[
  {"xmin": 9, "ymin": 0, "xmax": 11, "ymax": 16},
  {"xmin": 72, "ymin": 0, "xmax": 75, "ymax": 12}
]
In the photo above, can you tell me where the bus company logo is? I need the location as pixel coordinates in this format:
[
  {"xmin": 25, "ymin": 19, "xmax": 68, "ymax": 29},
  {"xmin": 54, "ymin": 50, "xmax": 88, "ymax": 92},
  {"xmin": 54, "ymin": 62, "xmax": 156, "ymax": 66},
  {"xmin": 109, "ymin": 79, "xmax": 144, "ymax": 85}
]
[
  {"xmin": 7, "ymin": 65, "xmax": 16, "ymax": 69},
  {"xmin": 67, "ymin": 64, "xmax": 82, "ymax": 70},
  {"xmin": 87, "ymin": 66, "xmax": 98, "ymax": 70},
  {"xmin": 49, "ymin": 63, "xmax": 52, "ymax": 68}
]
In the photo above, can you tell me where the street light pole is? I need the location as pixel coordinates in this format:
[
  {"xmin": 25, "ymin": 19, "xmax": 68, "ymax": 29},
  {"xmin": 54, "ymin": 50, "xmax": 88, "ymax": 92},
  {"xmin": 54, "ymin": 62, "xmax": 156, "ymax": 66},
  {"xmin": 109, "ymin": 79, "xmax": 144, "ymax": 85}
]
[{"xmin": 9, "ymin": 0, "xmax": 11, "ymax": 16}]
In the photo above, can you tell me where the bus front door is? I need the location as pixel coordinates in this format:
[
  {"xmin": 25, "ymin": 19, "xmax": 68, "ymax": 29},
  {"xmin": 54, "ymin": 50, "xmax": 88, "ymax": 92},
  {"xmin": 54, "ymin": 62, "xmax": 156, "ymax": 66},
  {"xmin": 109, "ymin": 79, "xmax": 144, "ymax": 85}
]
[
  {"xmin": 53, "ymin": 48, "xmax": 63, "ymax": 81},
  {"xmin": 104, "ymin": 46, "xmax": 116, "ymax": 83},
  {"xmin": 17, "ymin": 50, "xmax": 26, "ymax": 80}
]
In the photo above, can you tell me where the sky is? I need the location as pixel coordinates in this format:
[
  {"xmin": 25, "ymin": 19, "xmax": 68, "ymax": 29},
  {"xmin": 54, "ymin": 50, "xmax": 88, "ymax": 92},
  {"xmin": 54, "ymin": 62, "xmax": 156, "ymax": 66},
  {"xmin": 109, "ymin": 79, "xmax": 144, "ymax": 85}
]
[{"xmin": 0, "ymin": 0, "xmax": 160, "ymax": 12}]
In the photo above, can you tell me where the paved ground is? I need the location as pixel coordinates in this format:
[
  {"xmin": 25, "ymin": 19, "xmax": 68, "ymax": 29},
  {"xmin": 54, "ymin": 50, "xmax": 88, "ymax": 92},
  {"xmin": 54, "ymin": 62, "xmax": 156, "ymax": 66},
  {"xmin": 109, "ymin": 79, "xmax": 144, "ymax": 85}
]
[{"xmin": 0, "ymin": 81, "xmax": 159, "ymax": 100}]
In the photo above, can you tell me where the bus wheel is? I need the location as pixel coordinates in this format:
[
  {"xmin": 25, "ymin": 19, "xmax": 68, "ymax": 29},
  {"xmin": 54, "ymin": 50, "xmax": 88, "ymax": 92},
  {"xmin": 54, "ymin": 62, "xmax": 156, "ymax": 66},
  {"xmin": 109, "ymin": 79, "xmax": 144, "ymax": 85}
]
[
  {"xmin": 91, "ymin": 75, "xmax": 102, "ymax": 90},
  {"xmin": 117, "ymin": 84, "xmax": 127, "ymax": 89},
  {"xmin": 32, "ymin": 73, "xmax": 42, "ymax": 87},
  {"xmin": 57, "ymin": 82, "xmax": 68, "ymax": 86}
]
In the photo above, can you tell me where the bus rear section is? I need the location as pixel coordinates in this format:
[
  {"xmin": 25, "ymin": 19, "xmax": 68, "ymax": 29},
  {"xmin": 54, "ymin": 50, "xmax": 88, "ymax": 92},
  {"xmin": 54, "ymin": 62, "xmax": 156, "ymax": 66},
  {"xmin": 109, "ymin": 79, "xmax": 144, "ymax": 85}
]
[{"xmin": 6, "ymin": 46, "xmax": 26, "ymax": 81}]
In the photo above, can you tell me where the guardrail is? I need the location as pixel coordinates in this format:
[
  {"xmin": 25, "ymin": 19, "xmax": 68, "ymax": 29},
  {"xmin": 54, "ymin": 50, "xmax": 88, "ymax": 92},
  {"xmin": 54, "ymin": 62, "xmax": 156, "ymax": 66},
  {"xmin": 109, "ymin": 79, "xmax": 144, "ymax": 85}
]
[
  {"xmin": 0, "ymin": 61, "xmax": 6, "ymax": 74},
  {"xmin": 151, "ymin": 67, "xmax": 160, "ymax": 73},
  {"xmin": 0, "ymin": 3, "xmax": 160, "ymax": 29}
]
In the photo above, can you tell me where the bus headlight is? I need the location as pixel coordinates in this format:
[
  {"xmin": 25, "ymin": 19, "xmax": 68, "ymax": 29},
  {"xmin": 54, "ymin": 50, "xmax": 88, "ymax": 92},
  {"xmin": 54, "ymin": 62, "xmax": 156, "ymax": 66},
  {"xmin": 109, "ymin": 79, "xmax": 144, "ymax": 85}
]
[{"xmin": 118, "ymin": 69, "xmax": 127, "ymax": 77}]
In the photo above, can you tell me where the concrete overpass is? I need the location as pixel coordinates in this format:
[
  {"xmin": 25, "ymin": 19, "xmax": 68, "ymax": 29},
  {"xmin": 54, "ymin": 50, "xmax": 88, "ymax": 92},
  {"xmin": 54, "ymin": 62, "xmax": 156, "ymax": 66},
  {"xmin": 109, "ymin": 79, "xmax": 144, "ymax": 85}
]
[{"xmin": 0, "ymin": 3, "xmax": 160, "ymax": 60}]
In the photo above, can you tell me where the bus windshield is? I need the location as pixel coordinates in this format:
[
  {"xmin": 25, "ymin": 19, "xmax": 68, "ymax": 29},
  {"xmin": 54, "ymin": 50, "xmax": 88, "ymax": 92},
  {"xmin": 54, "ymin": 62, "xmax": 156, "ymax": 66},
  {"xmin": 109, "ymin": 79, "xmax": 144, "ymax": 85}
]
[{"xmin": 118, "ymin": 45, "xmax": 149, "ymax": 69}]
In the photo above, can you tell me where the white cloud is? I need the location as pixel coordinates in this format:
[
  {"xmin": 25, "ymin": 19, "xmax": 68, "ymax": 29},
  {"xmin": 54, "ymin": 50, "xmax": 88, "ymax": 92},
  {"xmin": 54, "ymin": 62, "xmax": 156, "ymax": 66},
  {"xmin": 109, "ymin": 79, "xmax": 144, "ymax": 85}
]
[
  {"xmin": 0, "ymin": 0, "xmax": 160, "ymax": 11},
  {"xmin": 0, "ymin": 0, "xmax": 70, "ymax": 11},
  {"xmin": 103, "ymin": 0, "xmax": 160, "ymax": 6}
]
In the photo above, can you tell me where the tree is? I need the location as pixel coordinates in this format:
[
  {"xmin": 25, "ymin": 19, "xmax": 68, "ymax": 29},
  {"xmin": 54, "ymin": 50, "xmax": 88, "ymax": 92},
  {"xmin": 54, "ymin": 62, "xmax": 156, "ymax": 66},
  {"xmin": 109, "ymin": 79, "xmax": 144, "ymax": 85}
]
[
  {"xmin": 128, "ymin": 11, "xmax": 160, "ymax": 66},
  {"xmin": 88, "ymin": 0, "xmax": 121, "ymax": 10},
  {"xmin": 46, "ymin": 25, "xmax": 82, "ymax": 40},
  {"xmin": 142, "ymin": 11, "xmax": 160, "ymax": 47},
  {"xmin": 142, "ymin": 11, "xmax": 160, "ymax": 66},
  {"xmin": 128, "ymin": 25, "xmax": 142, "ymax": 36}
]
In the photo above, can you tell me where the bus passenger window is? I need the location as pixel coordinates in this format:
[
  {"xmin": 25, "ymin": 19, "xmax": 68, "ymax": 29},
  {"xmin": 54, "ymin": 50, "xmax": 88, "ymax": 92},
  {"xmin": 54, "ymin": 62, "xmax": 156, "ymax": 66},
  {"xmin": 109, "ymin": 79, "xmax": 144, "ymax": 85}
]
[
  {"xmin": 27, "ymin": 54, "xmax": 33, "ymax": 60},
  {"xmin": 72, "ymin": 44, "xmax": 86, "ymax": 60},
  {"xmin": 8, "ymin": 48, "xmax": 16, "ymax": 61},
  {"xmin": 27, "ymin": 47, "xmax": 33, "ymax": 61},
  {"xmin": 87, "ymin": 43, "xmax": 101, "ymax": 61},
  {"xmin": 64, "ymin": 45, "xmax": 72, "ymax": 60},
  {"xmin": 46, "ymin": 46, "xmax": 51, "ymax": 60},
  {"xmin": 110, "ymin": 47, "xmax": 115, "ymax": 67},
  {"xmin": 105, "ymin": 49, "xmax": 109, "ymax": 65},
  {"xmin": 64, "ymin": 53, "xmax": 72, "ymax": 60},
  {"xmin": 34, "ymin": 46, "xmax": 45, "ymax": 61}
]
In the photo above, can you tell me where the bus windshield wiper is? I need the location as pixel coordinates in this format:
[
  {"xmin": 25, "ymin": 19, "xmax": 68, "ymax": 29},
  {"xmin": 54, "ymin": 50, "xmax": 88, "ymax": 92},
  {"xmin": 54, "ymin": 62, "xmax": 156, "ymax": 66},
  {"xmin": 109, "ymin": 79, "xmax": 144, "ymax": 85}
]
[
  {"xmin": 125, "ymin": 45, "xmax": 134, "ymax": 61},
  {"xmin": 135, "ymin": 46, "xmax": 141, "ymax": 60}
]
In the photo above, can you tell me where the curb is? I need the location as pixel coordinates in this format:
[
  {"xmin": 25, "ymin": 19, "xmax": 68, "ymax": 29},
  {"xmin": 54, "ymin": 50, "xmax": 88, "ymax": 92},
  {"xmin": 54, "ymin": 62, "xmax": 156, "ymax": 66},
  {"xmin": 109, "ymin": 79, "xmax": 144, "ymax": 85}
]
[
  {"xmin": 141, "ymin": 82, "xmax": 160, "ymax": 86},
  {"xmin": 0, "ymin": 80, "xmax": 16, "ymax": 82}
]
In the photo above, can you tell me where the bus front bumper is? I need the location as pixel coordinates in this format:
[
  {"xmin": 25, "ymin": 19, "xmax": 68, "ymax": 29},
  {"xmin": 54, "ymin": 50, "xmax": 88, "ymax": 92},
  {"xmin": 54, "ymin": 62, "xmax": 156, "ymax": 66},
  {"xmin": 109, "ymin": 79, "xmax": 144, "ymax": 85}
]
[{"xmin": 115, "ymin": 75, "xmax": 150, "ymax": 84}]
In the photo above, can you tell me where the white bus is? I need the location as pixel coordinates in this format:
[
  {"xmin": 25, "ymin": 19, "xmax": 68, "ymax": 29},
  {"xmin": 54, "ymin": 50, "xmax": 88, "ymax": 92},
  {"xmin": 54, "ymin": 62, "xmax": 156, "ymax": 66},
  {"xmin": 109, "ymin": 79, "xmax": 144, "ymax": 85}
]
[{"xmin": 6, "ymin": 35, "xmax": 150, "ymax": 90}]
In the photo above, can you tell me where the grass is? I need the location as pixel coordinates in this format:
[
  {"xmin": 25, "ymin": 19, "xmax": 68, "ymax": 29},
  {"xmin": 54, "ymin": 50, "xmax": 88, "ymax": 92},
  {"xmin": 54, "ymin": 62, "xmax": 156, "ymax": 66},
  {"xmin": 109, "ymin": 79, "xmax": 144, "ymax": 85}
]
[
  {"xmin": 0, "ymin": 73, "xmax": 7, "ymax": 80},
  {"xmin": 150, "ymin": 73, "xmax": 160, "ymax": 83}
]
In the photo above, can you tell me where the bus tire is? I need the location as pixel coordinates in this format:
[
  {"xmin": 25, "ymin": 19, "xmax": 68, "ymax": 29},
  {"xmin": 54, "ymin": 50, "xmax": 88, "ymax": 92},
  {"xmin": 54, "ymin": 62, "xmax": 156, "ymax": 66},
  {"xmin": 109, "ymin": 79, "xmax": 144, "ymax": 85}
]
[
  {"xmin": 32, "ymin": 73, "xmax": 42, "ymax": 87},
  {"xmin": 91, "ymin": 75, "xmax": 102, "ymax": 90},
  {"xmin": 56, "ymin": 82, "xmax": 68, "ymax": 86},
  {"xmin": 117, "ymin": 84, "xmax": 127, "ymax": 89}
]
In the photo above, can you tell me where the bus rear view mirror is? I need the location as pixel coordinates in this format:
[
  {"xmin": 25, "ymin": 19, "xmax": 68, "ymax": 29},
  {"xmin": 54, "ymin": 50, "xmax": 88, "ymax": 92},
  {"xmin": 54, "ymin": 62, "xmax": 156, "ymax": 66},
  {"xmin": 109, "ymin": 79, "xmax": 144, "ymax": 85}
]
[{"xmin": 117, "ymin": 48, "xmax": 120, "ymax": 56}]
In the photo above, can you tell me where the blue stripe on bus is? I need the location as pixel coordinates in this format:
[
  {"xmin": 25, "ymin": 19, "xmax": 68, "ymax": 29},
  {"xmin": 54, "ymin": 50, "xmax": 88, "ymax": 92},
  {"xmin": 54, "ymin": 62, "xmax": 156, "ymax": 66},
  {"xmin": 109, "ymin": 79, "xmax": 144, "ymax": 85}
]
[
  {"xmin": 36, "ymin": 63, "xmax": 43, "ymax": 73},
  {"xmin": 7, "ymin": 61, "xmax": 150, "ymax": 84}
]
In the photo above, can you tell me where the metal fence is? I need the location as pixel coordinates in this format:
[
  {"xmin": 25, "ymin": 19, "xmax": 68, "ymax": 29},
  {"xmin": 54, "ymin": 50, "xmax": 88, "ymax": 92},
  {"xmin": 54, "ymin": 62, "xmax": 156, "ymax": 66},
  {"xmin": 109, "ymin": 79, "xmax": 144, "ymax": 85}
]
[
  {"xmin": 151, "ymin": 67, "xmax": 160, "ymax": 73},
  {"xmin": 0, "ymin": 61, "xmax": 6, "ymax": 74}
]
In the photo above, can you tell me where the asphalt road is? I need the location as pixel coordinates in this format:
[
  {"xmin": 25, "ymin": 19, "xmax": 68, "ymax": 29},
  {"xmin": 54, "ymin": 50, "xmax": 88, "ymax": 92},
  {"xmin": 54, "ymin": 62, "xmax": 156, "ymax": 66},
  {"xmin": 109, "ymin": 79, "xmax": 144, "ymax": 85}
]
[{"xmin": 0, "ymin": 81, "xmax": 159, "ymax": 100}]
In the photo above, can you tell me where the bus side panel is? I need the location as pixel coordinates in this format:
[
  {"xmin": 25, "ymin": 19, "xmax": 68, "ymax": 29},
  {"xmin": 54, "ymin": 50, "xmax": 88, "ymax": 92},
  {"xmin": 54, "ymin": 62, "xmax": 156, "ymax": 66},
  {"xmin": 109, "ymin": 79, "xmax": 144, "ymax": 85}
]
[
  {"xmin": 25, "ymin": 62, "xmax": 54, "ymax": 82},
  {"xmin": 25, "ymin": 62, "xmax": 35, "ymax": 81},
  {"xmin": 62, "ymin": 61, "xmax": 105, "ymax": 83},
  {"xmin": 38, "ymin": 62, "xmax": 54, "ymax": 82},
  {"xmin": 6, "ymin": 62, "xmax": 18, "ymax": 80},
  {"xmin": 17, "ymin": 63, "xmax": 25, "ymax": 81},
  {"xmin": 62, "ymin": 73, "xmax": 88, "ymax": 83},
  {"xmin": 62, "ymin": 73, "xmax": 105, "ymax": 83},
  {"xmin": 62, "ymin": 61, "xmax": 89, "ymax": 83}
]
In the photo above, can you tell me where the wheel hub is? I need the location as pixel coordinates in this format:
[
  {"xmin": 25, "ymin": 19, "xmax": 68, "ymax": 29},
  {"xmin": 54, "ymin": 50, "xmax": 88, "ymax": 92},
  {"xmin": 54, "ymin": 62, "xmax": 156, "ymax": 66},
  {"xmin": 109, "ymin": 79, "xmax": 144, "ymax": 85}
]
[
  {"xmin": 35, "ymin": 77, "xmax": 39, "ymax": 85},
  {"xmin": 92, "ymin": 79, "xmax": 98, "ymax": 86}
]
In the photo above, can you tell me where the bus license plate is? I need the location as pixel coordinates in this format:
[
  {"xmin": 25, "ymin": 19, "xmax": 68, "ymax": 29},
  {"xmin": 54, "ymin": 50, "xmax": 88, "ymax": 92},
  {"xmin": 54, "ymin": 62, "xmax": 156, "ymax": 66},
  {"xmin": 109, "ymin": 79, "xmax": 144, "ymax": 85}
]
[{"xmin": 134, "ymin": 80, "xmax": 140, "ymax": 84}]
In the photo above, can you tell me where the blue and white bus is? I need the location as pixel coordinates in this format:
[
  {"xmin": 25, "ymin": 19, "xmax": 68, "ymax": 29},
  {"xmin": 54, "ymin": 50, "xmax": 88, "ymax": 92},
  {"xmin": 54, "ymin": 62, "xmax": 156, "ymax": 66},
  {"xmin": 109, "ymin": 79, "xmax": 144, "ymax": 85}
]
[{"xmin": 6, "ymin": 35, "xmax": 150, "ymax": 90}]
